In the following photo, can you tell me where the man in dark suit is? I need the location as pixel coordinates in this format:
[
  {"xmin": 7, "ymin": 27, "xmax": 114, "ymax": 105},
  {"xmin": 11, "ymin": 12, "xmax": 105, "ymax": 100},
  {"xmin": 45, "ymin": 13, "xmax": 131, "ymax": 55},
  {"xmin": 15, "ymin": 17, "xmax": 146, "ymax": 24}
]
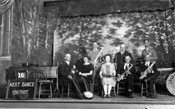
[
  {"xmin": 114, "ymin": 44, "xmax": 134, "ymax": 74},
  {"xmin": 139, "ymin": 54, "xmax": 160, "ymax": 98},
  {"xmin": 59, "ymin": 53, "xmax": 83, "ymax": 99},
  {"xmin": 118, "ymin": 55, "xmax": 136, "ymax": 98}
]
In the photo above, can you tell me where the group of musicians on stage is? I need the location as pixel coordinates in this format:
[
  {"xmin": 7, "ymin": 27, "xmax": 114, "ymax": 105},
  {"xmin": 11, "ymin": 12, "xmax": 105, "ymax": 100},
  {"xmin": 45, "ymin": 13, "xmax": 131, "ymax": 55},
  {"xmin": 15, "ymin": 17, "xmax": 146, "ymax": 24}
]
[{"xmin": 58, "ymin": 39, "xmax": 160, "ymax": 99}]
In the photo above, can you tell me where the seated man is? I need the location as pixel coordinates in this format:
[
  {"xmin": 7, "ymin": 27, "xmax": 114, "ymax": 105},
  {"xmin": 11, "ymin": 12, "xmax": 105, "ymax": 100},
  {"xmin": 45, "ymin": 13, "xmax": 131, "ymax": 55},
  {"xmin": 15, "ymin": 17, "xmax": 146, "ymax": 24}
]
[
  {"xmin": 139, "ymin": 54, "xmax": 160, "ymax": 98},
  {"xmin": 117, "ymin": 55, "xmax": 136, "ymax": 98},
  {"xmin": 59, "ymin": 53, "xmax": 83, "ymax": 99}
]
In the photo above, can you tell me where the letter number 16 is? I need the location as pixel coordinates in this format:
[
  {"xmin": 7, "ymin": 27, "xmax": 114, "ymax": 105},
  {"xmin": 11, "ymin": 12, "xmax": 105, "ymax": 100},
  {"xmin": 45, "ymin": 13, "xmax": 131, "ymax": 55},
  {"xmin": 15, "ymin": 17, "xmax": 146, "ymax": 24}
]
[{"xmin": 18, "ymin": 73, "xmax": 25, "ymax": 78}]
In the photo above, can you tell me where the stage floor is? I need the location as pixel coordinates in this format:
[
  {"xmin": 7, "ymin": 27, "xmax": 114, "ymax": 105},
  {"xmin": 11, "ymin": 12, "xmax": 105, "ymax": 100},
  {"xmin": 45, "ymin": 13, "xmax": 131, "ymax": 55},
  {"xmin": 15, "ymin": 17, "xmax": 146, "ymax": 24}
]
[{"xmin": 1, "ymin": 93, "xmax": 175, "ymax": 105}]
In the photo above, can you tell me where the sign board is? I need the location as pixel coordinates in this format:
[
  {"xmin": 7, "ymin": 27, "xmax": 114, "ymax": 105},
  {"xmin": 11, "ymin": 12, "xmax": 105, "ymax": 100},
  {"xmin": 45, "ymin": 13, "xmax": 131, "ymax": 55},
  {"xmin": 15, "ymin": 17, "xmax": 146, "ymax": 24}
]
[
  {"xmin": 15, "ymin": 69, "xmax": 28, "ymax": 79},
  {"xmin": 5, "ymin": 79, "xmax": 37, "ymax": 100}
]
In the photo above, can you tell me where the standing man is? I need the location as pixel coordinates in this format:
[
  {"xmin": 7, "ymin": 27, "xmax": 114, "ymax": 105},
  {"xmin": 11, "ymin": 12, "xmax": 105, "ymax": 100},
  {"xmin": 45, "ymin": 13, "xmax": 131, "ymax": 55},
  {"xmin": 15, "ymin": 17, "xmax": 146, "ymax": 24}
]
[
  {"xmin": 88, "ymin": 42, "xmax": 103, "ymax": 93},
  {"xmin": 89, "ymin": 42, "xmax": 103, "ymax": 65},
  {"xmin": 59, "ymin": 53, "xmax": 83, "ymax": 99},
  {"xmin": 142, "ymin": 39, "xmax": 158, "ymax": 62},
  {"xmin": 114, "ymin": 44, "xmax": 134, "ymax": 73}
]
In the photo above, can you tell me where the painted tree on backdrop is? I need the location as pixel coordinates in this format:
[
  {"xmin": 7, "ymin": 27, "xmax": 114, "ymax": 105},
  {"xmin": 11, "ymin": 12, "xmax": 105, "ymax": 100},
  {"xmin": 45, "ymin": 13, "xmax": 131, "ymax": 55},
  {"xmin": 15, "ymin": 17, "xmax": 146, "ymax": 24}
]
[
  {"xmin": 107, "ymin": 14, "xmax": 124, "ymax": 47},
  {"xmin": 55, "ymin": 17, "xmax": 107, "ymax": 63},
  {"xmin": 36, "ymin": 8, "xmax": 59, "ymax": 66},
  {"xmin": 12, "ymin": 0, "xmax": 60, "ymax": 66},
  {"xmin": 12, "ymin": 0, "xmax": 41, "ymax": 66},
  {"xmin": 165, "ymin": 10, "xmax": 175, "ymax": 67},
  {"xmin": 121, "ymin": 10, "xmax": 175, "ymax": 68}
]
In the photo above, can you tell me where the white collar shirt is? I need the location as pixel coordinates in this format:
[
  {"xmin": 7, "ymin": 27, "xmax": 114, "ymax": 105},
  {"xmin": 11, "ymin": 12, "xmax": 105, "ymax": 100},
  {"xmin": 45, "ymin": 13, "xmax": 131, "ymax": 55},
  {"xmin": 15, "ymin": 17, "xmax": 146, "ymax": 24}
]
[
  {"xmin": 65, "ymin": 61, "xmax": 70, "ymax": 65},
  {"xmin": 124, "ymin": 63, "xmax": 130, "ymax": 70},
  {"xmin": 121, "ymin": 51, "xmax": 125, "ymax": 55},
  {"xmin": 93, "ymin": 48, "xmax": 98, "ymax": 52},
  {"xmin": 145, "ymin": 62, "xmax": 150, "ymax": 66}
]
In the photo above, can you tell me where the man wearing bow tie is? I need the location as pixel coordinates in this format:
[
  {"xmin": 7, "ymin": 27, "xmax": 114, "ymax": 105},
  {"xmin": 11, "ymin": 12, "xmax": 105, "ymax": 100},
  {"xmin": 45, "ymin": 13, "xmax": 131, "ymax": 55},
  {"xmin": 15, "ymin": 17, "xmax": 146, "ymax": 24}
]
[
  {"xmin": 118, "ymin": 55, "xmax": 136, "ymax": 98},
  {"xmin": 139, "ymin": 54, "xmax": 160, "ymax": 98}
]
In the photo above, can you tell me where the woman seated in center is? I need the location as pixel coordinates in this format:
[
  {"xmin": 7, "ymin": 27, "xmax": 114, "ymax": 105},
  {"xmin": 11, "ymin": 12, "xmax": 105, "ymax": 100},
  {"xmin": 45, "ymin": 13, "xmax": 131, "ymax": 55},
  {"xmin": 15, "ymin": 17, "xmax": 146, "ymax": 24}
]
[{"xmin": 99, "ymin": 54, "xmax": 116, "ymax": 98}]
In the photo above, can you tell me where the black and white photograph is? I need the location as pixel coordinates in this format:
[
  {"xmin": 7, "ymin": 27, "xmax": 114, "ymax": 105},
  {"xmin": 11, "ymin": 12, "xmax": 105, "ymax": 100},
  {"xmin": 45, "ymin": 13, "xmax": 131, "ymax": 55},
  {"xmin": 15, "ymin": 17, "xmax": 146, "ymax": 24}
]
[{"xmin": 0, "ymin": 0, "xmax": 175, "ymax": 109}]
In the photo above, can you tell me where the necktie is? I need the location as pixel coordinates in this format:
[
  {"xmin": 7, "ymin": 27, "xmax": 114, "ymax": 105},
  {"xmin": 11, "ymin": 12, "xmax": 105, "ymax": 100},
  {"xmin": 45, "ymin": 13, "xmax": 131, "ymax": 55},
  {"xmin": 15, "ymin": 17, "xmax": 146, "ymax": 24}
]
[
  {"xmin": 125, "ymin": 64, "xmax": 129, "ymax": 70},
  {"xmin": 127, "ymin": 64, "xmax": 129, "ymax": 69}
]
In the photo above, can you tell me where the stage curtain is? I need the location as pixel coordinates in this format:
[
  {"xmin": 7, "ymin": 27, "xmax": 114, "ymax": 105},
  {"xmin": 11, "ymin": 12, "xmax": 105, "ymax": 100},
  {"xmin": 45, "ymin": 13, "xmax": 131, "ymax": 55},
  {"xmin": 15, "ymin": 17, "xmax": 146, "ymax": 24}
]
[
  {"xmin": 44, "ymin": 0, "xmax": 170, "ymax": 17},
  {"xmin": 0, "ymin": 0, "xmax": 14, "ymax": 14}
]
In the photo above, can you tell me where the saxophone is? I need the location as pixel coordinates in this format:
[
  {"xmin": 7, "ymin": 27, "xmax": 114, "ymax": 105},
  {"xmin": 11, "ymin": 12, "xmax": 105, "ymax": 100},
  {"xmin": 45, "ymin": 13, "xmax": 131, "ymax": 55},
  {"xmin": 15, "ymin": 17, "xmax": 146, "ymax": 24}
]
[
  {"xmin": 93, "ymin": 47, "xmax": 103, "ymax": 67},
  {"xmin": 139, "ymin": 61, "xmax": 156, "ymax": 80},
  {"xmin": 116, "ymin": 64, "xmax": 133, "ymax": 81}
]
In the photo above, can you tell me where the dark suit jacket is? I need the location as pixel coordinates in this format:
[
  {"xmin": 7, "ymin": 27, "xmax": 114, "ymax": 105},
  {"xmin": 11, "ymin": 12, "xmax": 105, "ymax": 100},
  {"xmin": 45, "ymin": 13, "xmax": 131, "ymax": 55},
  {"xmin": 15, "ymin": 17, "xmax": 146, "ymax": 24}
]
[
  {"xmin": 75, "ymin": 58, "xmax": 84, "ymax": 72},
  {"xmin": 59, "ymin": 61, "xmax": 74, "ymax": 78},
  {"xmin": 58, "ymin": 61, "xmax": 75, "ymax": 87},
  {"xmin": 139, "ymin": 62, "xmax": 159, "ymax": 81},
  {"xmin": 118, "ymin": 63, "xmax": 136, "ymax": 75},
  {"xmin": 114, "ymin": 51, "xmax": 134, "ymax": 72}
]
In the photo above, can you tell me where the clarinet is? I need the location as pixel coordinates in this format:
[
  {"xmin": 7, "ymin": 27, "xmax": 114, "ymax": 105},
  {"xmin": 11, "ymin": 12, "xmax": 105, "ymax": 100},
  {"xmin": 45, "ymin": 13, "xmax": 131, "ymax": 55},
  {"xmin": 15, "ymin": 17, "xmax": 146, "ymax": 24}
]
[
  {"xmin": 116, "ymin": 64, "xmax": 133, "ymax": 81},
  {"xmin": 139, "ymin": 61, "xmax": 156, "ymax": 80}
]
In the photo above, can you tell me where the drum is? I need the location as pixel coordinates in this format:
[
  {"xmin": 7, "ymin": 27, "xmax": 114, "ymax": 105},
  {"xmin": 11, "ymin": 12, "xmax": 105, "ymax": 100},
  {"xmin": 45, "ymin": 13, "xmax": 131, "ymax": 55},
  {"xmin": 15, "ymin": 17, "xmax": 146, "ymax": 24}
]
[
  {"xmin": 83, "ymin": 91, "xmax": 93, "ymax": 99},
  {"xmin": 166, "ymin": 72, "xmax": 175, "ymax": 96}
]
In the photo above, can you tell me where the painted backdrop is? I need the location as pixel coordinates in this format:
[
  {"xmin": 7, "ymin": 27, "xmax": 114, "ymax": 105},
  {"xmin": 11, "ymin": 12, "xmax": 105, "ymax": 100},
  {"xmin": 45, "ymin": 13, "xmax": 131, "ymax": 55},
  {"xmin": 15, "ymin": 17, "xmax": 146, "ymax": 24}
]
[
  {"xmin": 54, "ymin": 10, "xmax": 175, "ymax": 68},
  {"xmin": 11, "ymin": 0, "xmax": 175, "ymax": 68}
]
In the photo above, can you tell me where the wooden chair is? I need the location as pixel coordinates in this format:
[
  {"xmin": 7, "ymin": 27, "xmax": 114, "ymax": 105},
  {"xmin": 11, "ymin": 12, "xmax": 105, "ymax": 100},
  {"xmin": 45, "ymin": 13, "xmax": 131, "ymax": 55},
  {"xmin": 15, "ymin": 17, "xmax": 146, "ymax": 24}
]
[
  {"xmin": 29, "ymin": 70, "xmax": 53, "ymax": 98},
  {"xmin": 116, "ymin": 81, "xmax": 126, "ymax": 96},
  {"xmin": 60, "ymin": 80, "xmax": 71, "ymax": 97},
  {"xmin": 52, "ymin": 68, "xmax": 61, "ymax": 97},
  {"xmin": 111, "ymin": 86, "xmax": 117, "ymax": 96},
  {"xmin": 141, "ymin": 81, "xmax": 156, "ymax": 96}
]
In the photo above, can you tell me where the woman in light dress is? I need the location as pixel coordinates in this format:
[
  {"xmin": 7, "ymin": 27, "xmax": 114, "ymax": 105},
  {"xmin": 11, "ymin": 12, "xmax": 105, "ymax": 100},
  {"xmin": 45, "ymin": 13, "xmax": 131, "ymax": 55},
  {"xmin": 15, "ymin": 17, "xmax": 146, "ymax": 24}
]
[{"xmin": 99, "ymin": 54, "xmax": 116, "ymax": 98}]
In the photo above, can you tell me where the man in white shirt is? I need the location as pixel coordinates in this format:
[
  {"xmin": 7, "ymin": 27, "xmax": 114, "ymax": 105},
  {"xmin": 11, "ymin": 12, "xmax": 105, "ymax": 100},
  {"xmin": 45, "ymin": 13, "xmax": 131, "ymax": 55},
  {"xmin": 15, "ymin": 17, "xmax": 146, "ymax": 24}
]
[{"xmin": 118, "ymin": 55, "xmax": 136, "ymax": 98}]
